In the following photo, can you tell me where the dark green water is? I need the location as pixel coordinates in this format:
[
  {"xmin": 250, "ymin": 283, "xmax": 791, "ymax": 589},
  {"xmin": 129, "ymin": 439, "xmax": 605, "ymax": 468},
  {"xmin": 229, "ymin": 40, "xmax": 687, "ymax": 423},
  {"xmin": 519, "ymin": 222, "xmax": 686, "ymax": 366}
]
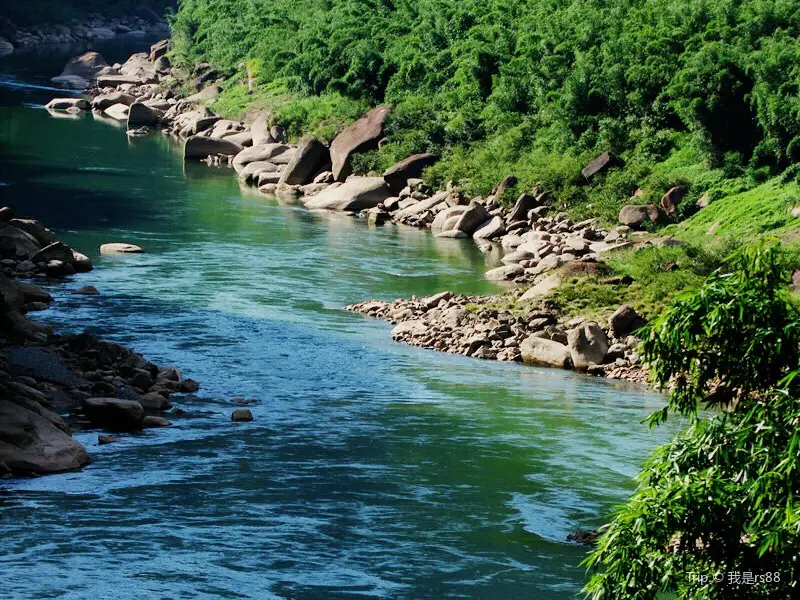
[{"xmin": 0, "ymin": 40, "xmax": 670, "ymax": 599}]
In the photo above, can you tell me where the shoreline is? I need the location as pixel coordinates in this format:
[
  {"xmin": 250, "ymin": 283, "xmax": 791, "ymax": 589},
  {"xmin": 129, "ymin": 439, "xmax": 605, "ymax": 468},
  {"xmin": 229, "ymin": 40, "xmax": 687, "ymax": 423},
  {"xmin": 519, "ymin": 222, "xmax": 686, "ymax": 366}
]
[
  {"xmin": 43, "ymin": 39, "xmax": 652, "ymax": 387},
  {"xmin": 0, "ymin": 14, "xmax": 169, "ymax": 56},
  {"xmin": 0, "ymin": 209, "xmax": 208, "ymax": 478}
]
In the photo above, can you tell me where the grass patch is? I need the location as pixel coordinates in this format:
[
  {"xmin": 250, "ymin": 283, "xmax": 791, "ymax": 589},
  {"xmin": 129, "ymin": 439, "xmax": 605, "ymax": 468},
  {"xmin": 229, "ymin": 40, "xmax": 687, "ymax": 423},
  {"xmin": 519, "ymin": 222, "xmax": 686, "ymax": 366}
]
[{"xmin": 669, "ymin": 177, "xmax": 800, "ymax": 245}]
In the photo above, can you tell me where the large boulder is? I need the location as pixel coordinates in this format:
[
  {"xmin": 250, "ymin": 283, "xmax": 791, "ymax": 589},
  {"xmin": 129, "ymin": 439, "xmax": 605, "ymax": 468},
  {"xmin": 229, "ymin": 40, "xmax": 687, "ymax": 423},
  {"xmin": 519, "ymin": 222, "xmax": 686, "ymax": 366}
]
[
  {"xmin": 53, "ymin": 51, "xmax": 108, "ymax": 84},
  {"xmin": 0, "ymin": 400, "xmax": 90, "ymax": 475},
  {"xmin": 608, "ymin": 304, "xmax": 646, "ymax": 338},
  {"xmin": 99, "ymin": 243, "xmax": 143, "ymax": 255},
  {"xmin": 0, "ymin": 225, "xmax": 41, "ymax": 258},
  {"xmin": 50, "ymin": 75, "xmax": 90, "ymax": 90},
  {"xmin": 7, "ymin": 219, "xmax": 58, "ymax": 247},
  {"xmin": 431, "ymin": 205, "xmax": 467, "ymax": 231},
  {"xmin": 31, "ymin": 242, "xmax": 74, "ymax": 264},
  {"xmin": 618, "ymin": 204, "xmax": 660, "ymax": 228},
  {"xmin": 119, "ymin": 52, "xmax": 157, "ymax": 83},
  {"xmin": 453, "ymin": 201, "xmax": 490, "ymax": 235},
  {"xmin": 232, "ymin": 143, "xmax": 293, "ymax": 173},
  {"xmin": 567, "ymin": 322, "xmax": 610, "ymax": 370},
  {"xmin": 520, "ymin": 336, "xmax": 573, "ymax": 369},
  {"xmin": 506, "ymin": 192, "xmax": 540, "ymax": 223},
  {"xmin": 127, "ymin": 102, "xmax": 163, "ymax": 128},
  {"xmin": 92, "ymin": 91, "xmax": 136, "ymax": 111},
  {"xmin": 473, "ymin": 216, "xmax": 506, "ymax": 239},
  {"xmin": 304, "ymin": 177, "xmax": 392, "ymax": 211},
  {"xmin": 278, "ymin": 138, "xmax": 330, "ymax": 185},
  {"xmin": 83, "ymin": 398, "xmax": 145, "ymax": 432},
  {"xmin": 383, "ymin": 153, "xmax": 439, "ymax": 194},
  {"xmin": 45, "ymin": 98, "xmax": 90, "ymax": 111},
  {"xmin": 184, "ymin": 136, "xmax": 243, "ymax": 160},
  {"xmin": 330, "ymin": 106, "xmax": 391, "ymax": 181}
]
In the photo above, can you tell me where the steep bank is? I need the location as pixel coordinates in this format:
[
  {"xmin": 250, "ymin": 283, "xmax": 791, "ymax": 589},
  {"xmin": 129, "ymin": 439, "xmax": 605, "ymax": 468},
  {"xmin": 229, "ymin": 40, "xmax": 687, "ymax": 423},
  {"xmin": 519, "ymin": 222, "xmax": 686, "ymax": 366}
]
[{"xmin": 0, "ymin": 208, "xmax": 201, "ymax": 477}]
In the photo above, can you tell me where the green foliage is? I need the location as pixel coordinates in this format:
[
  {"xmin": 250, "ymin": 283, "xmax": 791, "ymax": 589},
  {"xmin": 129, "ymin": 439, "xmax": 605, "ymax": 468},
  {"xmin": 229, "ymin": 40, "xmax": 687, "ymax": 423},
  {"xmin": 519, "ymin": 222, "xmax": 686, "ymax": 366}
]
[
  {"xmin": 584, "ymin": 243, "xmax": 800, "ymax": 599},
  {"xmin": 170, "ymin": 0, "xmax": 800, "ymax": 223}
]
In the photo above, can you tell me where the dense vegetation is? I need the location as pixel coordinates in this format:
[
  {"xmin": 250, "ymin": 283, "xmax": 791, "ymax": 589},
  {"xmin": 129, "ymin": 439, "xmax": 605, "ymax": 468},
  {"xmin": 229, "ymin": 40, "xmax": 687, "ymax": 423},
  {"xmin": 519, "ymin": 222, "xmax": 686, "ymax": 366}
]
[
  {"xmin": 3, "ymin": 1, "xmax": 175, "ymax": 27},
  {"xmin": 584, "ymin": 243, "xmax": 800, "ymax": 598},
  {"xmin": 170, "ymin": 0, "xmax": 800, "ymax": 224}
]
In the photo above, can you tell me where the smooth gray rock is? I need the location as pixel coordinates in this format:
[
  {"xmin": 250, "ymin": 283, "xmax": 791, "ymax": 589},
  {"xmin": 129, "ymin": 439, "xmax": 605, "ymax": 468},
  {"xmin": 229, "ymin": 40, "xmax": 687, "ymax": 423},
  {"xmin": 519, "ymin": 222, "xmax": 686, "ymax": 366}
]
[
  {"xmin": 304, "ymin": 177, "xmax": 392, "ymax": 212},
  {"xmin": 520, "ymin": 336, "xmax": 573, "ymax": 369}
]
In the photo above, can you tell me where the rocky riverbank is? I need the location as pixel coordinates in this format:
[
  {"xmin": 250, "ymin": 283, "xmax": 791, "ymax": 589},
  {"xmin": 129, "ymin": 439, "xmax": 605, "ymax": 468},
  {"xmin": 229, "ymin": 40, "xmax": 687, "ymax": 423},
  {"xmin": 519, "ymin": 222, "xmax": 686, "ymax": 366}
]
[
  {"xmin": 0, "ymin": 12, "xmax": 168, "ymax": 56},
  {"xmin": 44, "ymin": 39, "xmax": 661, "ymax": 385},
  {"xmin": 0, "ymin": 208, "xmax": 202, "ymax": 478}
]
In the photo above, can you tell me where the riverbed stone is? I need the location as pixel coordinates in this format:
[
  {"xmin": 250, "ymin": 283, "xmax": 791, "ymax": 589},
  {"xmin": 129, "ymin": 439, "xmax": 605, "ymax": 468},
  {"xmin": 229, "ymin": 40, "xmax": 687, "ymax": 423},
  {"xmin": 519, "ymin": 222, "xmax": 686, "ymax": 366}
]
[
  {"xmin": 304, "ymin": 177, "xmax": 392, "ymax": 211},
  {"xmin": 232, "ymin": 408, "xmax": 254, "ymax": 422},
  {"xmin": 127, "ymin": 102, "xmax": 163, "ymax": 128},
  {"xmin": 143, "ymin": 415, "xmax": 172, "ymax": 427},
  {"xmin": 83, "ymin": 398, "xmax": 145, "ymax": 432},
  {"xmin": 92, "ymin": 92, "xmax": 136, "ymax": 110},
  {"xmin": 473, "ymin": 216, "xmax": 506, "ymax": 239},
  {"xmin": 103, "ymin": 103, "xmax": 130, "ymax": 121},
  {"xmin": 184, "ymin": 135, "xmax": 243, "ymax": 160},
  {"xmin": 45, "ymin": 98, "xmax": 90, "ymax": 111},
  {"xmin": 567, "ymin": 322, "xmax": 610, "ymax": 370},
  {"xmin": 278, "ymin": 138, "xmax": 330, "ymax": 185},
  {"xmin": 383, "ymin": 153, "xmax": 439, "ymax": 194},
  {"xmin": 453, "ymin": 201, "xmax": 490, "ymax": 235},
  {"xmin": 99, "ymin": 242, "xmax": 143, "ymax": 255},
  {"xmin": 520, "ymin": 336, "xmax": 573, "ymax": 369},
  {"xmin": 232, "ymin": 143, "xmax": 293, "ymax": 173},
  {"xmin": 485, "ymin": 264, "xmax": 524, "ymax": 281}
]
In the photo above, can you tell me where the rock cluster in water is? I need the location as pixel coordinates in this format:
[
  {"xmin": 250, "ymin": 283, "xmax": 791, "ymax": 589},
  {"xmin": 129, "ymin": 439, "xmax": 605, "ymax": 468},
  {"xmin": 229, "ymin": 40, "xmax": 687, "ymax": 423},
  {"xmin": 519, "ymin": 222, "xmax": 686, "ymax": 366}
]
[
  {"xmin": 347, "ymin": 292, "xmax": 647, "ymax": 383},
  {"xmin": 0, "ymin": 207, "xmax": 200, "ymax": 478}
]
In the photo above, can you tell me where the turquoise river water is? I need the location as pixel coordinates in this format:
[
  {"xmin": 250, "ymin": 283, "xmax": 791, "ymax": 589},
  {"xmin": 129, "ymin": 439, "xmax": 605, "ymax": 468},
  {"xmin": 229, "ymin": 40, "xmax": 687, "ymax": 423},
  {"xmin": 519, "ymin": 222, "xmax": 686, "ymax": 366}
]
[{"xmin": 0, "ymin": 38, "xmax": 670, "ymax": 600}]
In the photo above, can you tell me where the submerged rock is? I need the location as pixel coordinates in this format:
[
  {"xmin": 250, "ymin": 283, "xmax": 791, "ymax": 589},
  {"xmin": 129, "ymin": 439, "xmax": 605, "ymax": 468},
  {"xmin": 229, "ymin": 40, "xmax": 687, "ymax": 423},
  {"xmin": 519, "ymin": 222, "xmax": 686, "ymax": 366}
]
[
  {"xmin": 231, "ymin": 408, "xmax": 254, "ymax": 422},
  {"xmin": 99, "ymin": 242, "xmax": 143, "ymax": 255}
]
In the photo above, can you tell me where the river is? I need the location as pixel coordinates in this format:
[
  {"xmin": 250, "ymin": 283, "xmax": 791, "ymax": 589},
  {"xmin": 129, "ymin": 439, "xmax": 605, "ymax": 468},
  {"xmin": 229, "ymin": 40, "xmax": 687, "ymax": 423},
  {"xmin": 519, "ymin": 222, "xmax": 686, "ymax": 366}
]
[{"xmin": 0, "ymin": 38, "xmax": 670, "ymax": 600}]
